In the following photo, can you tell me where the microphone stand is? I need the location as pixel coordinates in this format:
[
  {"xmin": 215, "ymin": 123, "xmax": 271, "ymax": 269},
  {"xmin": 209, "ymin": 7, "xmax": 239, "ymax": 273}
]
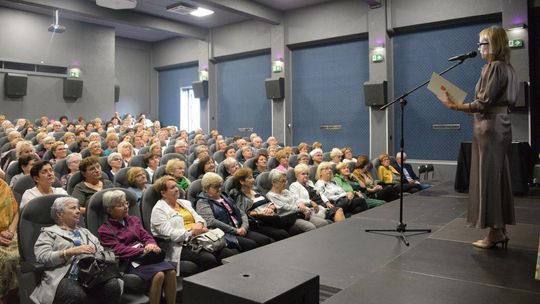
[{"xmin": 365, "ymin": 58, "xmax": 467, "ymax": 246}]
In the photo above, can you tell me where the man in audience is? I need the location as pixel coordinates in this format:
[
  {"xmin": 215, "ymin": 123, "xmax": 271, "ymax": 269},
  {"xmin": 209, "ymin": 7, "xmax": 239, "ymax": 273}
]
[
  {"xmin": 251, "ymin": 136, "xmax": 263, "ymax": 150},
  {"xmin": 394, "ymin": 152, "xmax": 431, "ymax": 190},
  {"xmin": 174, "ymin": 140, "xmax": 189, "ymax": 156},
  {"xmin": 266, "ymin": 136, "xmax": 281, "ymax": 148}
]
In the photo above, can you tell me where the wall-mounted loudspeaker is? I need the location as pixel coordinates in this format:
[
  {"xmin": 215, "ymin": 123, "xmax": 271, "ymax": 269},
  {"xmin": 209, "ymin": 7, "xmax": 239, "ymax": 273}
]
[
  {"xmin": 4, "ymin": 73, "xmax": 28, "ymax": 97},
  {"xmin": 363, "ymin": 81, "xmax": 387, "ymax": 107},
  {"xmin": 265, "ymin": 77, "xmax": 284, "ymax": 99},
  {"xmin": 63, "ymin": 78, "xmax": 83, "ymax": 100},
  {"xmin": 114, "ymin": 85, "xmax": 120, "ymax": 102},
  {"xmin": 192, "ymin": 80, "xmax": 208, "ymax": 99}
]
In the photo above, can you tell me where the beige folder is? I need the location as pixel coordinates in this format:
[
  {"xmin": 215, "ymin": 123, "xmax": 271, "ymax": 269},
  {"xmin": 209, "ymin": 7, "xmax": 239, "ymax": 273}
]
[{"xmin": 427, "ymin": 72, "xmax": 467, "ymax": 105}]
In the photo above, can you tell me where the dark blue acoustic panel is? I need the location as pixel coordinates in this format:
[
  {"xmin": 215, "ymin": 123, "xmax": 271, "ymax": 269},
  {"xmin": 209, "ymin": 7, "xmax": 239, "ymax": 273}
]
[
  {"xmin": 158, "ymin": 65, "xmax": 198, "ymax": 127},
  {"xmin": 292, "ymin": 39, "xmax": 370, "ymax": 155},
  {"xmin": 393, "ymin": 21, "xmax": 500, "ymax": 160},
  {"xmin": 217, "ymin": 53, "xmax": 271, "ymax": 138}
]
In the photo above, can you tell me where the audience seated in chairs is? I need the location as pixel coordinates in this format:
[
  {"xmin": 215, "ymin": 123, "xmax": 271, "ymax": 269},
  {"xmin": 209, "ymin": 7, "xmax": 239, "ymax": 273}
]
[
  {"xmin": 266, "ymin": 169, "xmax": 328, "ymax": 235},
  {"xmin": 352, "ymin": 155, "xmax": 400, "ymax": 202},
  {"xmin": 20, "ymin": 160, "xmax": 67, "ymax": 208},
  {"xmin": 165, "ymin": 159, "xmax": 190, "ymax": 194},
  {"xmin": 315, "ymin": 162, "xmax": 368, "ymax": 217},
  {"xmin": 151, "ymin": 176, "xmax": 236, "ymax": 274},
  {"xmin": 98, "ymin": 190, "xmax": 177, "ymax": 304},
  {"xmin": 196, "ymin": 156, "xmax": 216, "ymax": 179},
  {"xmin": 59, "ymin": 153, "xmax": 82, "ymax": 190},
  {"xmin": 252, "ymin": 153, "xmax": 268, "ymax": 179},
  {"xmin": 126, "ymin": 167, "xmax": 152, "ymax": 205},
  {"xmin": 220, "ymin": 157, "xmax": 240, "ymax": 180},
  {"xmin": 71, "ymin": 156, "xmax": 114, "ymax": 216},
  {"xmin": 394, "ymin": 152, "xmax": 431, "ymax": 190},
  {"xmin": 9, "ymin": 153, "xmax": 39, "ymax": 187},
  {"xmin": 289, "ymin": 164, "xmax": 345, "ymax": 223},
  {"xmin": 274, "ymin": 149, "xmax": 290, "ymax": 173},
  {"xmin": 329, "ymin": 148, "xmax": 343, "ymax": 164},
  {"xmin": 0, "ymin": 179, "xmax": 19, "ymax": 304},
  {"xmin": 333, "ymin": 162, "xmax": 385, "ymax": 209},
  {"xmin": 341, "ymin": 147, "xmax": 356, "ymax": 164},
  {"xmin": 31, "ymin": 196, "xmax": 122, "ymax": 304},
  {"xmin": 102, "ymin": 133, "xmax": 119, "ymax": 156},
  {"xmin": 196, "ymin": 172, "xmax": 272, "ymax": 252},
  {"xmin": 117, "ymin": 141, "xmax": 135, "ymax": 167},
  {"xmin": 377, "ymin": 153, "xmax": 422, "ymax": 194},
  {"xmin": 144, "ymin": 153, "xmax": 161, "ymax": 180},
  {"xmin": 87, "ymin": 140, "xmax": 103, "ymax": 158},
  {"xmin": 228, "ymin": 168, "xmax": 290, "ymax": 241},
  {"xmin": 237, "ymin": 146, "xmax": 253, "ymax": 166},
  {"xmin": 105, "ymin": 152, "xmax": 123, "ymax": 181},
  {"xmin": 48, "ymin": 141, "xmax": 68, "ymax": 166}
]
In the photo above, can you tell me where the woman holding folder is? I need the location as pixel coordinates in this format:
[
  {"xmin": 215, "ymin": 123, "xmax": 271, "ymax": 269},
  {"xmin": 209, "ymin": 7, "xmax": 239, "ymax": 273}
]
[{"xmin": 438, "ymin": 26, "xmax": 518, "ymax": 249}]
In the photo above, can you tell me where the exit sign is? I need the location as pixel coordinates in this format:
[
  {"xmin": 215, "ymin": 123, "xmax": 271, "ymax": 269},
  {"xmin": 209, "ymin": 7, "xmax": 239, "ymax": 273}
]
[
  {"xmin": 509, "ymin": 39, "xmax": 524, "ymax": 48},
  {"xmin": 371, "ymin": 54, "xmax": 384, "ymax": 63}
]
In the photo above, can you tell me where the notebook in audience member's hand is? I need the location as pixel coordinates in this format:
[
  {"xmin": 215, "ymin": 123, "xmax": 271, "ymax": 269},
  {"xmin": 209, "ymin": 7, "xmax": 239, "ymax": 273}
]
[{"xmin": 427, "ymin": 72, "xmax": 467, "ymax": 105}]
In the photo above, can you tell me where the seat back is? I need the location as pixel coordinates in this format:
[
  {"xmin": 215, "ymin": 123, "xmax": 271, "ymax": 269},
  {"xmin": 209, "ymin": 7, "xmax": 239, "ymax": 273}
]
[
  {"xmin": 161, "ymin": 153, "xmax": 186, "ymax": 166},
  {"xmin": 137, "ymin": 146, "xmax": 150, "ymax": 155},
  {"xmin": 286, "ymin": 168, "xmax": 297, "ymax": 187},
  {"xmin": 86, "ymin": 188, "xmax": 140, "ymax": 240},
  {"xmin": 5, "ymin": 161, "xmax": 22, "ymax": 185},
  {"xmin": 255, "ymin": 171, "xmax": 272, "ymax": 195},
  {"xmin": 186, "ymin": 179, "xmax": 202, "ymax": 205},
  {"xmin": 12, "ymin": 175, "xmax": 62, "ymax": 205},
  {"xmin": 216, "ymin": 162, "xmax": 230, "ymax": 179},
  {"xmin": 243, "ymin": 157, "xmax": 256, "ymax": 171},
  {"xmin": 113, "ymin": 167, "xmax": 151, "ymax": 188},
  {"xmin": 163, "ymin": 145, "xmax": 175, "ymax": 155},
  {"xmin": 266, "ymin": 157, "xmax": 279, "ymax": 170},
  {"xmin": 140, "ymin": 186, "xmax": 161, "ymax": 232},
  {"xmin": 309, "ymin": 165, "xmax": 319, "ymax": 183},
  {"xmin": 99, "ymin": 156, "xmax": 113, "ymax": 174},
  {"xmin": 66, "ymin": 171, "xmax": 109, "ymax": 195},
  {"xmin": 187, "ymin": 163, "xmax": 201, "ymax": 182},
  {"xmin": 152, "ymin": 165, "xmax": 167, "ymax": 182},
  {"xmin": 128, "ymin": 155, "xmax": 146, "ymax": 168},
  {"xmin": 53, "ymin": 159, "xmax": 69, "ymax": 179},
  {"xmin": 223, "ymin": 176, "xmax": 236, "ymax": 194},
  {"xmin": 213, "ymin": 151, "xmax": 225, "ymax": 164},
  {"xmin": 288, "ymin": 154, "xmax": 299, "ymax": 168}
]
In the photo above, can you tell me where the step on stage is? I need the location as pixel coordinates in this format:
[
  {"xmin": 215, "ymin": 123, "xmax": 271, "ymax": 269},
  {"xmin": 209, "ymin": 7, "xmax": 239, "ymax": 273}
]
[{"xmin": 184, "ymin": 181, "xmax": 540, "ymax": 304}]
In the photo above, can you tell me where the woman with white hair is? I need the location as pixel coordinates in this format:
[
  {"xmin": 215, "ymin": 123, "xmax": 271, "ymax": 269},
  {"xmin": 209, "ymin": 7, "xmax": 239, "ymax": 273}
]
[
  {"xmin": 329, "ymin": 148, "xmax": 343, "ymax": 164},
  {"xmin": 117, "ymin": 141, "xmax": 134, "ymax": 167},
  {"xmin": 99, "ymin": 190, "xmax": 177, "ymax": 304},
  {"xmin": 106, "ymin": 152, "xmax": 123, "ymax": 181},
  {"xmin": 196, "ymin": 172, "xmax": 272, "ymax": 252},
  {"xmin": 266, "ymin": 169, "xmax": 328, "ymax": 235},
  {"xmin": 309, "ymin": 148, "xmax": 323, "ymax": 167},
  {"xmin": 60, "ymin": 153, "xmax": 82, "ymax": 190},
  {"xmin": 31, "ymin": 197, "xmax": 122, "ymax": 304}
]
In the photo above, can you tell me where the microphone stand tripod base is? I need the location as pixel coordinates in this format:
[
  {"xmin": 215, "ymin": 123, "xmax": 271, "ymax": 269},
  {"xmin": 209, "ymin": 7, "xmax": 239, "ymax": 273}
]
[{"xmin": 365, "ymin": 223, "xmax": 431, "ymax": 246}]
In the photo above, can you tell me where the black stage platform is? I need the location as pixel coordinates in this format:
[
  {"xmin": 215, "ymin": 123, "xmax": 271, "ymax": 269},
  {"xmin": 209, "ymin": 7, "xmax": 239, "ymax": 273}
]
[{"xmin": 194, "ymin": 181, "xmax": 540, "ymax": 303}]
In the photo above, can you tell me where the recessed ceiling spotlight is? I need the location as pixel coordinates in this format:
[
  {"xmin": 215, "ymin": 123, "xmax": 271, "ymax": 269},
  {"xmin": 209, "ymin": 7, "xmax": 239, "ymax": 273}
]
[{"xmin": 190, "ymin": 7, "xmax": 214, "ymax": 17}]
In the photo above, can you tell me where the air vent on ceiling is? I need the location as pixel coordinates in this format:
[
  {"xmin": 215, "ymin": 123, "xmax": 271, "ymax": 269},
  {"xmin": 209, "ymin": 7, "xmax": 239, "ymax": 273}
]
[
  {"xmin": 96, "ymin": 0, "xmax": 137, "ymax": 10},
  {"xmin": 166, "ymin": 2, "xmax": 197, "ymax": 15}
]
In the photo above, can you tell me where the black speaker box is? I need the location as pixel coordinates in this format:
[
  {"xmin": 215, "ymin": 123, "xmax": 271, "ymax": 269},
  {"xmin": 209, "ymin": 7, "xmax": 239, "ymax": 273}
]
[
  {"xmin": 4, "ymin": 73, "xmax": 28, "ymax": 97},
  {"xmin": 63, "ymin": 78, "xmax": 83, "ymax": 99},
  {"xmin": 265, "ymin": 77, "xmax": 284, "ymax": 99},
  {"xmin": 192, "ymin": 80, "xmax": 208, "ymax": 99},
  {"xmin": 363, "ymin": 81, "xmax": 387, "ymax": 106},
  {"xmin": 114, "ymin": 85, "xmax": 120, "ymax": 102}
]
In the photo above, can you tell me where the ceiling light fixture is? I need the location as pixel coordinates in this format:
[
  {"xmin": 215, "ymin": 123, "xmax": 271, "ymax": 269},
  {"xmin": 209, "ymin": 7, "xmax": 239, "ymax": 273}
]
[
  {"xmin": 96, "ymin": 0, "xmax": 137, "ymax": 10},
  {"xmin": 190, "ymin": 7, "xmax": 214, "ymax": 17},
  {"xmin": 48, "ymin": 9, "xmax": 66, "ymax": 33}
]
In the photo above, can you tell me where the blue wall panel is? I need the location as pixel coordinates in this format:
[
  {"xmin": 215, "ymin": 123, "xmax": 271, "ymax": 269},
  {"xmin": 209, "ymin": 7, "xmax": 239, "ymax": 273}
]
[
  {"xmin": 393, "ymin": 21, "xmax": 499, "ymax": 160},
  {"xmin": 292, "ymin": 40, "xmax": 370, "ymax": 155},
  {"xmin": 217, "ymin": 53, "xmax": 271, "ymax": 138},
  {"xmin": 158, "ymin": 65, "xmax": 198, "ymax": 127}
]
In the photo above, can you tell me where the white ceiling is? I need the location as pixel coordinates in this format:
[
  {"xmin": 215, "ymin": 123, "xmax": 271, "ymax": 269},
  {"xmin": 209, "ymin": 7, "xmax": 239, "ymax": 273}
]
[{"xmin": 0, "ymin": 0, "xmax": 335, "ymax": 42}]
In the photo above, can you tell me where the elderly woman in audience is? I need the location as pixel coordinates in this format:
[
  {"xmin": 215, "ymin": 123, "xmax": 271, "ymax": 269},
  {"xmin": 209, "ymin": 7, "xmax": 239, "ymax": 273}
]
[
  {"xmin": 297, "ymin": 152, "xmax": 310, "ymax": 166},
  {"xmin": 221, "ymin": 157, "xmax": 240, "ymax": 179},
  {"xmin": 71, "ymin": 156, "xmax": 114, "ymax": 215},
  {"xmin": 266, "ymin": 145, "xmax": 278, "ymax": 158},
  {"xmin": 166, "ymin": 159, "xmax": 190, "ymax": 194},
  {"xmin": 266, "ymin": 169, "xmax": 328, "ymax": 235},
  {"xmin": 127, "ymin": 167, "xmax": 151, "ymax": 204},
  {"xmin": 0, "ymin": 180, "xmax": 19, "ymax": 304},
  {"xmin": 197, "ymin": 156, "xmax": 216, "ymax": 179},
  {"xmin": 62, "ymin": 132, "xmax": 76, "ymax": 146},
  {"xmin": 105, "ymin": 152, "xmax": 123, "ymax": 181},
  {"xmin": 329, "ymin": 148, "xmax": 343, "ymax": 164},
  {"xmin": 315, "ymin": 162, "xmax": 367, "ymax": 217},
  {"xmin": 31, "ymin": 197, "xmax": 121, "ymax": 304},
  {"xmin": 224, "ymin": 146, "xmax": 236, "ymax": 159},
  {"xmin": 353, "ymin": 155, "xmax": 400, "ymax": 202},
  {"xmin": 151, "ymin": 176, "xmax": 235, "ymax": 274},
  {"xmin": 15, "ymin": 140, "xmax": 36, "ymax": 161},
  {"xmin": 297, "ymin": 142, "xmax": 309, "ymax": 154},
  {"xmin": 377, "ymin": 153, "xmax": 421, "ymax": 194},
  {"xmin": 20, "ymin": 161, "xmax": 67, "ymax": 208},
  {"xmin": 87, "ymin": 140, "xmax": 103, "ymax": 157},
  {"xmin": 238, "ymin": 146, "xmax": 253, "ymax": 166},
  {"xmin": 274, "ymin": 149, "xmax": 289, "ymax": 173},
  {"xmin": 87, "ymin": 132, "xmax": 101, "ymax": 143},
  {"xmin": 98, "ymin": 190, "xmax": 177, "ymax": 304},
  {"xmin": 341, "ymin": 147, "xmax": 356, "ymax": 163},
  {"xmin": 60, "ymin": 153, "xmax": 82, "ymax": 190},
  {"xmin": 309, "ymin": 148, "xmax": 323, "ymax": 167},
  {"xmin": 38, "ymin": 136, "xmax": 55, "ymax": 158},
  {"xmin": 49, "ymin": 141, "xmax": 68, "ymax": 166},
  {"xmin": 229, "ymin": 168, "xmax": 290, "ymax": 240},
  {"xmin": 144, "ymin": 153, "xmax": 160, "ymax": 179},
  {"xmin": 289, "ymin": 164, "xmax": 345, "ymax": 222},
  {"xmin": 117, "ymin": 141, "xmax": 134, "ymax": 167},
  {"xmin": 333, "ymin": 162, "xmax": 385, "ymax": 209},
  {"xmin": 196, "ymin": 173, "xmax": 272, "ymax": 251},
  {"xmin": 10, "ymin": 154, "xmax": 39, "ymax": 187},
  {"xmin": 252, "ymin": 152, "xmax": 268, "ymax": 179},
  {"xmin": 149, "ymin": 142, "xmax": 162, "ymax": 157},
  {"xmin": 102, "ymin": 133, "xmax": 119, "ymax": 156}
]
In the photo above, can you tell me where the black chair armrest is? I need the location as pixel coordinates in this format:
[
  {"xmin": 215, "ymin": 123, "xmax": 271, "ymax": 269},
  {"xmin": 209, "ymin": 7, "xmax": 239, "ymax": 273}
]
[{"xmin": 19, "ymin": 261, "xmax": 45, "ymax": 273}]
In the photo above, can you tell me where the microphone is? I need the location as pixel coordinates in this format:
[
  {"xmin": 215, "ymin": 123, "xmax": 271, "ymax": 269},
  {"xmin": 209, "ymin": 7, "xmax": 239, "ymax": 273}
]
[{"xmin": 448, "ymin": 51, "xmax": 477, "ymax": 61}]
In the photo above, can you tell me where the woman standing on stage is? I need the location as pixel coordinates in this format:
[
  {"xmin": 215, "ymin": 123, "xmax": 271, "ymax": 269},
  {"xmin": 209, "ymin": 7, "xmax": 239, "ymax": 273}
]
[{"xmin": 438, "ymin": 26, "xmax": 518, "ymax": 249}]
